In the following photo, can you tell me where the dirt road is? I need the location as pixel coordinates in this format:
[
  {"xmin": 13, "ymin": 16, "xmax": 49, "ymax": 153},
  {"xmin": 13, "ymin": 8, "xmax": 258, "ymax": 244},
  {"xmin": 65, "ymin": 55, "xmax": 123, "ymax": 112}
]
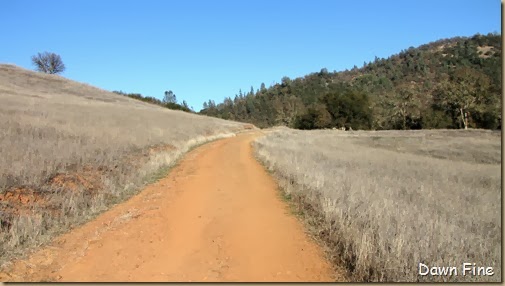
[{"xmin": 1, "ymin": 131, "xmax": 344, "ymax": 282}]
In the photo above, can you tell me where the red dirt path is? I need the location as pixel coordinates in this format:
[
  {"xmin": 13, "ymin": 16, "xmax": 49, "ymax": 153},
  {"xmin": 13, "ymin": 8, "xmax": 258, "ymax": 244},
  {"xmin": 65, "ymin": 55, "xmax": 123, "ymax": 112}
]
[{"xmin": 0, "ymin": 131, "xmax": 346, "ymax": 282}]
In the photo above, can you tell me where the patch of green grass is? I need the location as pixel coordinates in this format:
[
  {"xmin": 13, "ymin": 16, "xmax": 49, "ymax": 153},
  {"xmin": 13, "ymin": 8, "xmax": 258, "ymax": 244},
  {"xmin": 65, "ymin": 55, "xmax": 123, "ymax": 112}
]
[
  {"xmin": 146, "ymin": 165, "xmax": 173, "ymax": 184},
  {"xmin": 282, "ymin": 192, "xmax": 292, "ymax": 201}
]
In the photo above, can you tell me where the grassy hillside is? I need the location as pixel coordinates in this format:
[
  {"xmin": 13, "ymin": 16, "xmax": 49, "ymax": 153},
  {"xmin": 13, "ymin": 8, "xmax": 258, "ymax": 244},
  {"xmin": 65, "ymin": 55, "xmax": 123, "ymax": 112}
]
[
  {"xmin": 201, "ymin": 33, "xmax": 501, "ymax": 130},
  {"xmin": 254, "ymin": 128, "xmax": 501, "ymax": 282},
  {"xmin": 0, "ymin": 64, "xmax": 250, "ymax": 264}
]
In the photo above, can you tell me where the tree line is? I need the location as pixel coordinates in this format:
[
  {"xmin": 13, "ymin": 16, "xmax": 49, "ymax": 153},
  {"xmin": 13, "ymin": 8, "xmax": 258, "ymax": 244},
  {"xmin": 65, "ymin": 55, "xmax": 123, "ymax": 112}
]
[
  {"xmin": 112, "ymin": 90, "xmax": 193, "ymax": 113},
  {"xmin": 200, "ymin": 33, "xmax": 501, "ymax": 130}
]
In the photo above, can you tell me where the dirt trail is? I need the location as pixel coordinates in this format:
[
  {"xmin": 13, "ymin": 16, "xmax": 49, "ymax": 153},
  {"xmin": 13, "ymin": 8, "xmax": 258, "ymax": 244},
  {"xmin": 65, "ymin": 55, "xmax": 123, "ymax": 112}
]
[{"xmin": 0, "ymin": 131, "xmax": 345, "ymax": 282}]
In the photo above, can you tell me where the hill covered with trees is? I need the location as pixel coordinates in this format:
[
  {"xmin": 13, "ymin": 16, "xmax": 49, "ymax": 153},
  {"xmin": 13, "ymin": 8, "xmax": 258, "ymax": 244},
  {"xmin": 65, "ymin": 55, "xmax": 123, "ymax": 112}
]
[{"xmin": 200, "ymin": 33, "xmax": 501, "ymax": 130}]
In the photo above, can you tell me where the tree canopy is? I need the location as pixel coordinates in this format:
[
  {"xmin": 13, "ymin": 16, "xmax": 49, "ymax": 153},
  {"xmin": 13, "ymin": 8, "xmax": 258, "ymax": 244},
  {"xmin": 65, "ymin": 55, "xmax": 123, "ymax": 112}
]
[{"xmin": 31, "ymin": 52, "xmax": 65, "ymax": 74}]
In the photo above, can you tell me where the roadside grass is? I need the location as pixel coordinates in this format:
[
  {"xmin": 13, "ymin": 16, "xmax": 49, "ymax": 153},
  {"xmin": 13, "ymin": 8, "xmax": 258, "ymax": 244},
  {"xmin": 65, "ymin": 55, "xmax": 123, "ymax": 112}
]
[
  {"xmin": 258, "ymin": 157, "xmax": 347, "ymax": 281},
  {"xmin": 146, "ymin": 165, "xmax": 173, "ymax": 185},
  {"xmin": 0, "ymin": 64, "xmax": 247, "ymax": 267},
  {"xmin": 253, "ymin": 128, "xmax": 501, "ymax": 282},
  {"xmin": 254, "ymin": 146, "xmax": 338, "ymax": 273}
]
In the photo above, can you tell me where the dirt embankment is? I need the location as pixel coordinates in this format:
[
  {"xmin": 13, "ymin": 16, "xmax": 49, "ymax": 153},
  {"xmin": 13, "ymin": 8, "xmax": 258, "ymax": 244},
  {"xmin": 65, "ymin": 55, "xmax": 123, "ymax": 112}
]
[{"xmin": 0, "ymin": 131, "xmax": 346, "ymax": 282}]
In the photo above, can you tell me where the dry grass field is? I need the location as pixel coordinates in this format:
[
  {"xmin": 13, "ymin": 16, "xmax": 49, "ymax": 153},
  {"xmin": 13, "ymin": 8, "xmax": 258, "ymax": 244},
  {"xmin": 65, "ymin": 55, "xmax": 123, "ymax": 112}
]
[
  {"xmin": 0, "ymin": 64, "xmax": 249, "ymax": 265},
  {"xmin": 253, "ymin": 127, "xmax": 501, "ymax": 282}
]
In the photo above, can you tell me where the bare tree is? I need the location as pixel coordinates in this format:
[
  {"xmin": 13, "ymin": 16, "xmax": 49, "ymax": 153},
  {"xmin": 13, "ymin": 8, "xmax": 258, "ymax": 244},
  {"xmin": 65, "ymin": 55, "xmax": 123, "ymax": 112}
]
[{"xmin": 31, "ymin": 52, "xmax": 65, "ymax": 74}]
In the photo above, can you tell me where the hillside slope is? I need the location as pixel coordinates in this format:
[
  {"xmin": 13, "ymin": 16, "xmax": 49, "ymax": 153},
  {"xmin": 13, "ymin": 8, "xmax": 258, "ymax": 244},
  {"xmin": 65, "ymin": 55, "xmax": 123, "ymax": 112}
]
[
  {"xmin": 0, "ymin": 64, "xmax": 250, "ymax": 264},
  {"xmin": 200, "ymin": 33, "xmax": 501, "ymax": 130}
]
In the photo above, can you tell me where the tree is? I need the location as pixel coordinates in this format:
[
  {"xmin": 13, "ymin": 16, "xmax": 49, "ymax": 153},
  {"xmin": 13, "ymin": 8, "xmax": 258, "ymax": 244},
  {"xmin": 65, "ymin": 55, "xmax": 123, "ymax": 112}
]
[
  {"xmin": 321, "ymin": 88, "xmax": 373, "ymax": 130},
  {"xmin": 281, "ymin": 76, "xmax": 291, "ymax": 86},
  {"xmin": 163, "ymin": 90, "xmax": 177, "ymax": 104},
  {"xmin": 294, "ymin": 104, "xmax": 331, "ymax": 129},
  {"xmin": 260, "ymin": 82, "xmax": 267, "ymax": 92},
  {"xmin": 433, "ymin": 67, "xmax": 491, "ymax": 129},
  {"xmin": 319, "ymin": 68, "xmax": 329, "ymax": 76},
  {"xmin": 313, "ymin": 104, "xmax": 332, "ymax": 128},
  {"xmin": 31, "ymin": 52, "xmax": 65, "ymax": 74},
  {"xmin": 388, "ymin": 83, "xmax": 422, "ymax": 129},
  {"xmin": 294, "ymin": 109, "xmax": 318, "ymax": 130}
]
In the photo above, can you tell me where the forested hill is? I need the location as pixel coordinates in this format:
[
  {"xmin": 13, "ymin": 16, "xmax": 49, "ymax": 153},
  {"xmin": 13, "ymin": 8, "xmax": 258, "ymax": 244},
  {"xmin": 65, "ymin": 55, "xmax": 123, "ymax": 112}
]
[{"xmin": 200, "ymin": 33, "xmax": 501, "ymax": 130}]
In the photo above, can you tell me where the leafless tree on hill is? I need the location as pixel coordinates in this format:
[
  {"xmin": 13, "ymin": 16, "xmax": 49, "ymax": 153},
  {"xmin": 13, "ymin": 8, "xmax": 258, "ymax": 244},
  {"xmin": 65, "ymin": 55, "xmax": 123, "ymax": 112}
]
[{"xmin": 31, "ymin": 51, "xmax": 66, "ymax": 74}]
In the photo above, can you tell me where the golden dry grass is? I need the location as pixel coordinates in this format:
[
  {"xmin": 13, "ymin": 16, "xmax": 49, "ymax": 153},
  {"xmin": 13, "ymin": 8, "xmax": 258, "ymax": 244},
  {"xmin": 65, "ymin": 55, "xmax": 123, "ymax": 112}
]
[
  {"xmin": 0, "ymin": 64, "xmax": 247, "ymax": 265},
  {"xmin": 253, "ymin": 128, "xmax": 501, "ymax": 282}
]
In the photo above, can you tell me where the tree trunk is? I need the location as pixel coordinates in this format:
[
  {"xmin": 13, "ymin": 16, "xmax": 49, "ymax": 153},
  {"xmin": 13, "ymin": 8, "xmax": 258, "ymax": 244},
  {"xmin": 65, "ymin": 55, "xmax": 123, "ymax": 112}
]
[
  {"xmin": 400, "ymin": 106, "xmax": 407, "ymax": 130},
  {"xmin": 460, "ymin": 108, "xmax": 468, "ymax": 129}
]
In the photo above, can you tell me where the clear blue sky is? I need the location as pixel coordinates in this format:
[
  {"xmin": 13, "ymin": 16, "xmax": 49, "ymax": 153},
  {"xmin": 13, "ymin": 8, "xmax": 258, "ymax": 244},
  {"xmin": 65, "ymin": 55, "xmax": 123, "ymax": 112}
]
[{"xmin": 0, "ymin": 0, "xmax": 501, "ymax": 111}]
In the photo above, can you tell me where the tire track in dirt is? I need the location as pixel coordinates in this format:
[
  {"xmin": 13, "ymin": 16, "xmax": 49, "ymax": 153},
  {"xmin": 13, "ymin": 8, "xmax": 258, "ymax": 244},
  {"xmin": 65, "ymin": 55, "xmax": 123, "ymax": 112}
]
[{"xmin": 0, "ymin": 131, "xmax": 346, "ymax": 282}]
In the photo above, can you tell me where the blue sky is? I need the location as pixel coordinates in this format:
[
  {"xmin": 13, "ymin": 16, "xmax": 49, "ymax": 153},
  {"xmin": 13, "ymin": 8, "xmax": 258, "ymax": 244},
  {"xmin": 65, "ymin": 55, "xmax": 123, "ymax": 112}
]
[{"xmin": 0, "ymin": 0, "xmax": 501, "ymax": 110}]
